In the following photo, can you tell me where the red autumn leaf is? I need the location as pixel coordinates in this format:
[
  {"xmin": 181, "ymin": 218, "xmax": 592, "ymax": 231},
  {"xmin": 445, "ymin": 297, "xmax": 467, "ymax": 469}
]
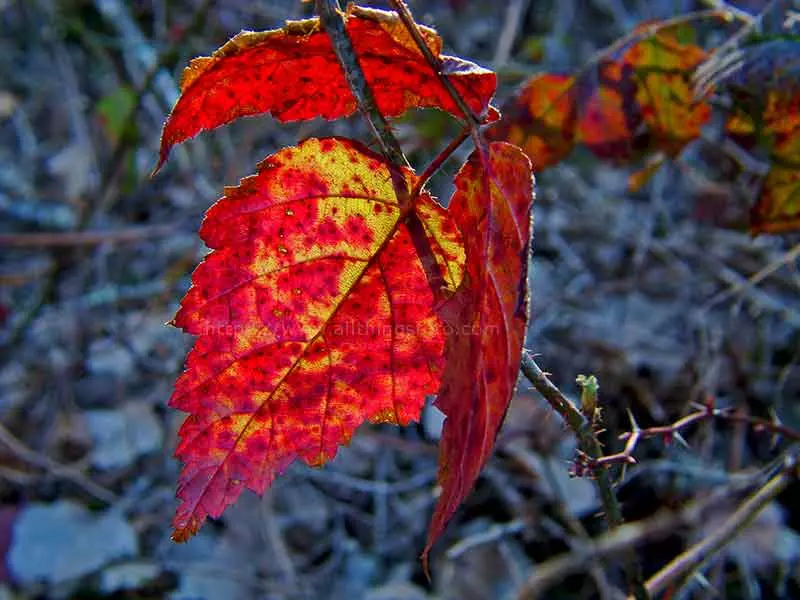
[
  {"xmin": 156, "ymin": 5, "xmax": 496, "ymax": 170},
  {"xmin": 424, "ymin": 142, "xmax": 533, "ymax": 563},
  {"xmin": 170, "ymin": 137, "xmax": 464, "ymax": 541},
  {"xmin": 486, "ymin": 73, "xmax": 577, "ymax": 170}
]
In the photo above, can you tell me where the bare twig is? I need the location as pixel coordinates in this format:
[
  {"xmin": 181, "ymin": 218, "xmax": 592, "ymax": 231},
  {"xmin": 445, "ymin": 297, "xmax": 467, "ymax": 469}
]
[
  {"xmin": 694, "ymin": 0, "xmax": 780, "ymax": 95},
  {"xmin": 446, "ymin": 519, "xmax": 526, "ymax": 560},
  {"xmin": 0, "ymin": 224, "xmax": 177, "ymax": 248},
  {"xmin": 703, "ymin": 243, "xmax": 800, "ymax": 310},
  {"xmin": 492, "ymin": 0, "xmax": 531, "ymax": 68},
  {"xmin": 632, "ymin": 457, "xmax": 797, "ymax": 598},
  {"xmin": 584, "ymin": 398, "xmax": 800, "ymax": 471},
  {"xmin": 516, "ymin": 470, "xmax": 765, "ymax": 598},
  {"xmin": 698, "ymin": 0, "xmax": 757, "ymax": 24},
  {"xmin": 0, "ymin": 421, "xmax": 117, "ymax": 505}
]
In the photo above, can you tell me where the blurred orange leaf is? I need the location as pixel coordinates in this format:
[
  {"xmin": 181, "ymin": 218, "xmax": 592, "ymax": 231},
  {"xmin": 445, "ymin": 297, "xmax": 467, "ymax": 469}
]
[
  {"xmin": 627, "ymin": 152, "xmax": 668, "ymax": 193},
  {"xmin": 577, "ymin": 59, "xmax": 642, "ymax": 160},
  {"xmin": 752, "ymin": 95, "xmax": 800, "ymax": 233},
  {"xmin": 492, "ymin": 21, "xmax": 710, "ymax": 168},
  {"xmin": 621, "ymin": 28, "xmax": 711, "ymax": 156},
  {"xmin": 727, "ymin": 90, "xmax": 800, "ymax": 233},
  {"xmin": 487, "ymin": 73, "xmax": 577, "ymax": 170},
  {"xmin": 752, "ymin": 165, "xmax": 800, "ymax": 233}
]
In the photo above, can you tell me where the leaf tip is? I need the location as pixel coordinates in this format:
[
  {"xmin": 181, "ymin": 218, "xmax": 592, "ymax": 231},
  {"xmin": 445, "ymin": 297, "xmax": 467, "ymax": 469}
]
[
  {"xmin": 170, "ymin": 527, "xmax": 194, "ymax": 544},
  {"xmin": 171, "ymin": 513, "xmax": 203, "ymax": 543},
  {"xmin": 482, "ymin": 104, "xmax": 501, "ymax": 124},
  {"xmin": 420, "ymin": 548, "xmax": 432, "ymax": 582},
  {"xmin": 151, "ymin": 149, "xmax": 169, "ymax": 178}
]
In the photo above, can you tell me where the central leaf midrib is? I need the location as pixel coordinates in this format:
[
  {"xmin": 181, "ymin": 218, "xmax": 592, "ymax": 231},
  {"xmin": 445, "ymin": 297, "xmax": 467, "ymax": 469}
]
[{"xmin": 180, "ymin": 204, "xmax": 424, "ymax": 519}]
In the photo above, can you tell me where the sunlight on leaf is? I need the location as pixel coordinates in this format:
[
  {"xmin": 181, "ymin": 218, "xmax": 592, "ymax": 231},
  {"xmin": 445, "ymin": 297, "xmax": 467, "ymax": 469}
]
[
  {"xmin": 424, "ymin": 142, "xmax": 533, "ymax": 564},
  {"xmin": 156, "ymin": 5, "xmax": 496, "ymax": 170},
  {"xmin": 169, "ymin": 137, "xmax": 464, "ymax": 541}
]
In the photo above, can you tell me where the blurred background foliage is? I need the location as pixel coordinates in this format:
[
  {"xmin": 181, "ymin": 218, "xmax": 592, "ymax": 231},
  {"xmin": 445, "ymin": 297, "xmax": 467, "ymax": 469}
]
[{"xmin": 0, "ymin": 1, "xmax": 798, "ymax": 599}]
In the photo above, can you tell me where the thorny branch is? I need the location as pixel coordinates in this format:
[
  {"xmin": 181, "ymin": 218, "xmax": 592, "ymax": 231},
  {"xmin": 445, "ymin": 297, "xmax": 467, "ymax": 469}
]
[
  {"xmin": 578, "ymin": 396, "xmax": 800, "ymax": 472},
  {"xmin": 516, "ymin": 456, "xmax": 798, "ymax": 598},
  {"xmin": 519, "ymin": 354, "xmax": 625, "ymax": 526},
  {"xmin": 519, "ymin": 351, "xmax": 800, "ymax": 599},
  {"xmin": 519, "ymin": 352, "xmax": 648, "ymax": 599}
]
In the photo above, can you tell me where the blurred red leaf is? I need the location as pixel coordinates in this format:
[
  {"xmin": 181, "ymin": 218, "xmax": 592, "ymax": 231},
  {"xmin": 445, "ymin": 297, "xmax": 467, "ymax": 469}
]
[
  {"xmin": 170, "ymin": 137, "xmax": 464, "ymax": 541},
  {"xmin": 156, "ymin": 5, "xmax": 496, "ymax": 170},
  {"xmin": 424, "ymin": 142, "xmax": 533, "ymax": 564}
]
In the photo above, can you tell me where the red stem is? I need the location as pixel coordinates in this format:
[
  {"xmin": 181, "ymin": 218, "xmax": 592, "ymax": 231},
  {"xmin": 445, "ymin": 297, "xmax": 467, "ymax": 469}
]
[{"xmin": 410, "ymin": 128, "xmax": 471, "ymax": 201}]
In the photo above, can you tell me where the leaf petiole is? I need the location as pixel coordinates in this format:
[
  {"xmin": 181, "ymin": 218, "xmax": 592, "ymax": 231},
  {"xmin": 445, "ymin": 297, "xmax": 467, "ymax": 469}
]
[{"xmin": 411, "ymin": 127, "xmax": 472, "ymax": 202}]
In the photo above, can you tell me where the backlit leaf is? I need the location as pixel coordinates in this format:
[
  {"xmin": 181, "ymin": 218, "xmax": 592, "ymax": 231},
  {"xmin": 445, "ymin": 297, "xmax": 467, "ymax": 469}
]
[
  {"xmin": 157, "ymin": 5, "xmax": 496, "ymax": 169},
  {"xmin": 492, "ymin": 21, "xmax": 711, "ymax": 169},
  {"xmin": 577, "ymin": 60, "xmax": 642, "ymax": 160},
  {"xmin": 752, "ymin": 165, "xmax": 800, "ymax": 233},
  {"xmin": 424, "ymin": 142, "xmax": 533, "ymax": 562},
  {"xmin": 727, "ymin": 90, "xmax": 800, "ymax": 233},
  {"xmin": 622, "ymin": 28, "xmax": 711, "ymax": 156},
  {"xmin": 487, "ymin": 73, "xmax": 577, "ymax": 170},
  {"xmin": 170, "ymin": 137, "xmax": 465, "ymax": 541}
]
